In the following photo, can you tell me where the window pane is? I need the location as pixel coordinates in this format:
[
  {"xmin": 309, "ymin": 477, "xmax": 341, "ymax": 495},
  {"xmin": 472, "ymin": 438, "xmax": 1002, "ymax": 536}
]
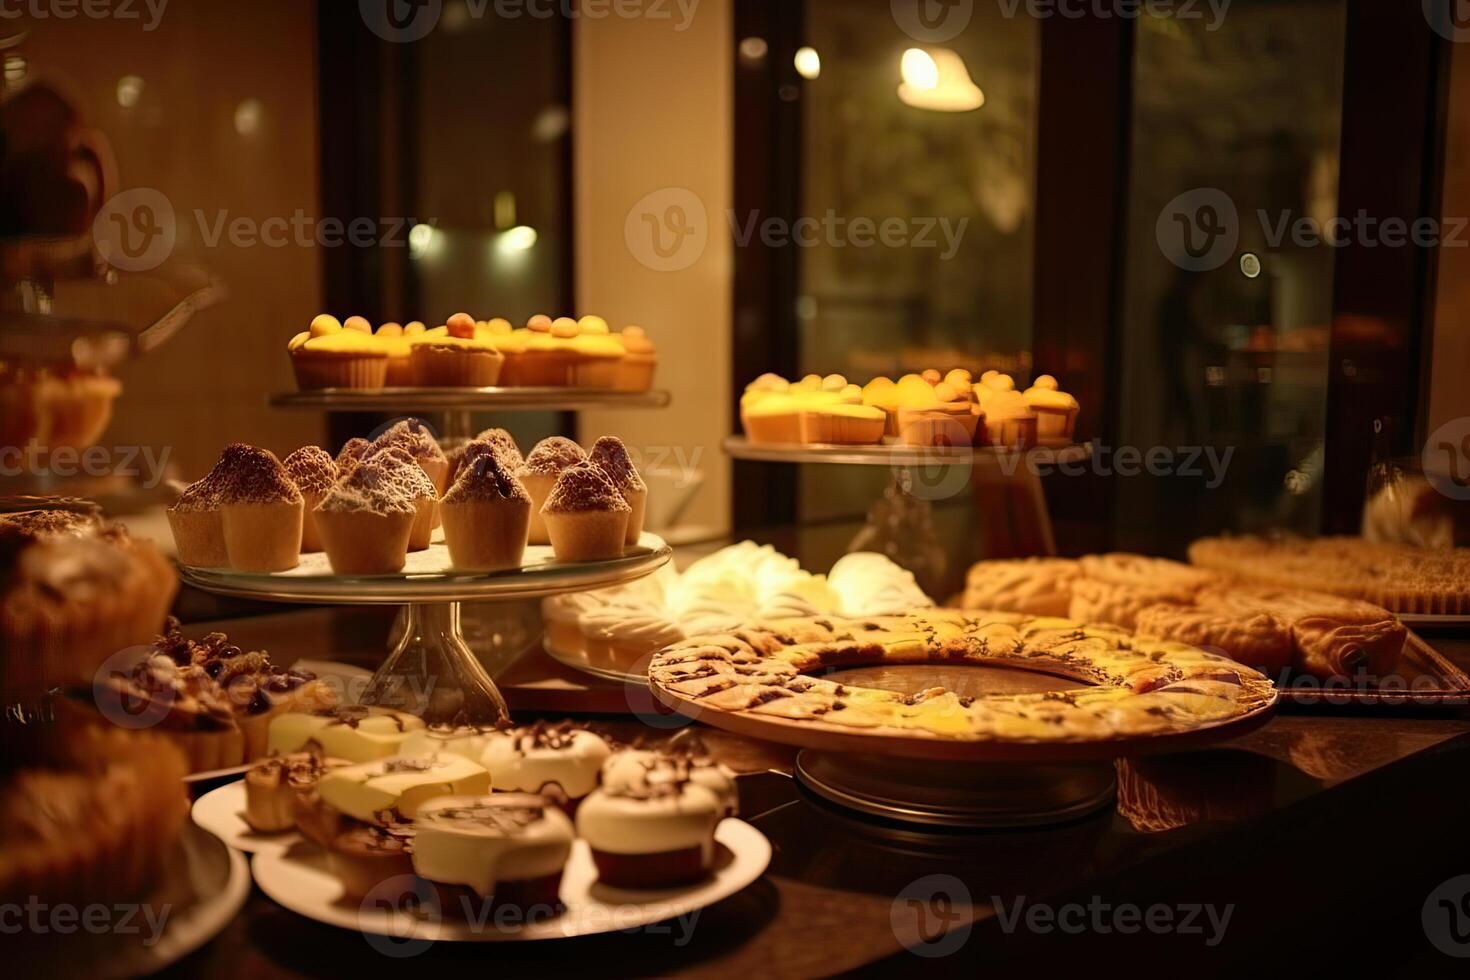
[{"xmin": 1115, "ymin": 3, "xmax": 1346, "ymax": 554}]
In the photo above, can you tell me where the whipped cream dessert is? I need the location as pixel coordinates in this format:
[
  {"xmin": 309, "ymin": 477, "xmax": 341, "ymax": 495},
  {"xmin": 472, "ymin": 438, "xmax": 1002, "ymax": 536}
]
[{"xmin": 545, "ymin": 542, "xmax": 933, "ymax": 673}]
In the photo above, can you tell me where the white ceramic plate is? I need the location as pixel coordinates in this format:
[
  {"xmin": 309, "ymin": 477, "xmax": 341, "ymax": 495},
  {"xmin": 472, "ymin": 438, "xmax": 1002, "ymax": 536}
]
[
  {"xmin": 12, "ymin": 822, "xmax": 250, "ymax": 978},
  {"xmin": 252, "ymin": 818, "xmax": 770, "ymax": 942},
  {"xmin": 192, "ymin": 779, "xmax": 301, "ymax": 854}
]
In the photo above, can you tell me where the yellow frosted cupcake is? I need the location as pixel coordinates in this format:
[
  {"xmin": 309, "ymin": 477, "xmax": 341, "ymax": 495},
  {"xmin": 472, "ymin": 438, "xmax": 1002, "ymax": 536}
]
[
  {"xmin": 409, "ymin": 313, "xmax": 505, "ymax": 387},
  {"xmin": 1023, "ymin": 375, "xmax": 1080, "ymax": 444},
  {"xmin": 570, "ymin": 331, "xmax": 626, "ymax": 389},
  {"xmin": 616, "ymin": 326, "xmax": 657, "ymax": 392},
  {"xmin": 375, "ymin": 322, "xmax": 417, "ymax": 387},
  {"xmin": 289, "ymin": 315, "xmax": 390, "ymax": 390}
]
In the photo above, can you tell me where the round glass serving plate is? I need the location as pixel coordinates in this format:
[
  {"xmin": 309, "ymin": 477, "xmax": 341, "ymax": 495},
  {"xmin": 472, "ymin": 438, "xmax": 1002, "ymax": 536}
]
[
  {"xmin": 178, "ymin": 533, "xmax": 672, "ymax": 605},
  {"xmin": 270, "ymin": 386, "xmax": 671, "ymax": 413}
]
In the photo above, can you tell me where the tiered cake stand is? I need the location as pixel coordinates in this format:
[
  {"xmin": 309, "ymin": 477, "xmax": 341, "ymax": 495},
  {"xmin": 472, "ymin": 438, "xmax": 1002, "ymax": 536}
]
[
  {"xmin": 184, "ymin": 385, "xmax": 679, "ymax": 722},
  {"xmin": 181, "ymin": 534, "xmax": 672, "ymax": 725}
]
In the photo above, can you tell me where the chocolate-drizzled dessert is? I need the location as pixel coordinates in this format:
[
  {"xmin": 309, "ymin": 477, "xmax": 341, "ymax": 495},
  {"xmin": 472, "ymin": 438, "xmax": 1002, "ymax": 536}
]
[
  {"xmin": 576, "ymin": 745, "xmax": 724, "ymax": 889},
  {"xmin": 480, "ymin": 721, "xmax": 612, "ymax": 811},
  {"xmin": 412, "ymin": 793, "xmax": 574, "ymax": 918}
]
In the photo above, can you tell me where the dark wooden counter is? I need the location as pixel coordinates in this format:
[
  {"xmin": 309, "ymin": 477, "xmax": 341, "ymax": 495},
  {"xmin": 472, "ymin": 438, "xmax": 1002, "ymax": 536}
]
[{"xmin": 155, "ymin": 613, "xmax": 1470, "ymax": 977}]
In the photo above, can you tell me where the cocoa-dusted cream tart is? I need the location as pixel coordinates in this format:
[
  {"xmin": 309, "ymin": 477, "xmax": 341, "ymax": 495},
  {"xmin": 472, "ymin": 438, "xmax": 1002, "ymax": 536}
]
[
  {"xmin": 218, "ymin": 445, "xmax": 303, "ymax": 572},
  {"xmin": 588, "ymin": 436, "xmax": 647, "ymax": 545},
  {"xmin": 283, "ymin": 446, "xmax": 338, "ymax": 553},
  {"xmin": 411, "ymin": 793, "xmax": 574, "ymax": 919},
  {"xmin": 336, "ymin": 437, "xmax": 373, "ymax": 476},
  {"xmin": 367, "ymin": 446, "xmax": 439, "ymax": 551},
  {"xmin": 542, "ymin": 462, "xmax": 630, "ymax": 562},
  {"xmin": 372, "ymin": 418, "xmax": 449, "ymax": 499},
  {"xmin": 166, "ymin": 446, "xmax": 240, "ymax": 567},
  {"xmin": 474, "ymin": 427, "xmax": 525, "ymax": 471},
  {"xmin": 515, "ymin": 437, "xmax": 586, "ymax": 545},
  {"xmin": 440, "ymin": 450, "xmax": 531, "ymax": 572},
  {"xmin": 313, "ymin": 456, "xmax": 417, "ymax": 574}
]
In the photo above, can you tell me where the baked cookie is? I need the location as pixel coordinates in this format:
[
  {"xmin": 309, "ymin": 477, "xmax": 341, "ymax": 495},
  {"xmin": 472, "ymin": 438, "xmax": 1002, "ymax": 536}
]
[
  {"xmin": 1067, "ymin": 577, "xmax": 1198, "ymax": 631},
  {"xmin": 961, "ymin": 557, "xmax": 1080, "ymax": 617},
  {"xmin": 1133, "ymin": 603, "xmax": 1294, "ymax": 675}
]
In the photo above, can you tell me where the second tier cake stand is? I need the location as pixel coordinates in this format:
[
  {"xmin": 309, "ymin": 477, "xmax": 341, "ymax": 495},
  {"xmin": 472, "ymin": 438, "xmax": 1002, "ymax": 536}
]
[{"xmin": 181, "ymin": 535, "xmax": 672, "ymax": 725}]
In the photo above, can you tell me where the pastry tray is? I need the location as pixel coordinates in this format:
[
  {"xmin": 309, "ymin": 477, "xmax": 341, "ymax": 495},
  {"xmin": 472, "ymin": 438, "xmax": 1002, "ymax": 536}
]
[
  {"xmin": 179, "ymin": 533, "xmax": 672, "ymax": 604},
  {"xmin": 1276, "ymin": 631, "xmax": 1470, "ymax": 708},
  {"xmin": 270, "ymin": 387, "xmax": 670, "ymax": 412}
]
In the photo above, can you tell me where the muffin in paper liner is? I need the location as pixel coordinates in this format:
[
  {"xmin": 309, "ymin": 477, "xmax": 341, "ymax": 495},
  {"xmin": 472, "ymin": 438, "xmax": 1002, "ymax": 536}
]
[{"xmin": 0, "ymin": 724, "xmax": 189, "ymax": 907}]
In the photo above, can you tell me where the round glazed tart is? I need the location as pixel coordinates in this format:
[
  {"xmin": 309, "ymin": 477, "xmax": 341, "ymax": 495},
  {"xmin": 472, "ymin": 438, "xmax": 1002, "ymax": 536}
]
[{"xmin": 648, "ymin": 610, "xmax": 1277, "ymax": 745}]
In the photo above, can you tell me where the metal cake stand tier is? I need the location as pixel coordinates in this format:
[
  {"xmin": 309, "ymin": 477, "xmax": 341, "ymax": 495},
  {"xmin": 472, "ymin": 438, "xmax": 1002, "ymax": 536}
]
[
  {"xmin": 270, "ymin": 387, "xmax": 671, "ymax": 413},
  {"xmin": 651, "ymin": 662, "xmax": 1277, "ymax": 830},
  {"xmin": 181, "ymin": 534, "xmax": 672, "ymax": 726},
  {"xmin": 721, "ymin": 436, "xmax": 1089, "ymax": 468}
]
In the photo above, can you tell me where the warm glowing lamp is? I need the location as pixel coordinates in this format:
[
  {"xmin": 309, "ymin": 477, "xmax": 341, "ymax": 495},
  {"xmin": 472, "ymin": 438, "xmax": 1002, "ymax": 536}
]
[{"xmin": 899, "ymin": 47, "xmax": 984, "ymax": 112}]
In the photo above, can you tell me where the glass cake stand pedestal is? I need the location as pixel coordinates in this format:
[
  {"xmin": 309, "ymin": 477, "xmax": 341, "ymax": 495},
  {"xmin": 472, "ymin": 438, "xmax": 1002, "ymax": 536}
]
[{"xmin": 180, "ymin": 534, "xmax": 672, "ymax": 725}]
